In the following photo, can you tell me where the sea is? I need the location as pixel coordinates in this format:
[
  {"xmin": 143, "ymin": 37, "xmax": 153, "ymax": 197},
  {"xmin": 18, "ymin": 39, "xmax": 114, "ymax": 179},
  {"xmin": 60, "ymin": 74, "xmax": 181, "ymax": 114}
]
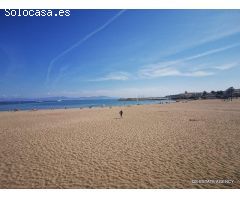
[{"xmin": 0, "ymin": 99, "xmax": 174, "ymax": 112}]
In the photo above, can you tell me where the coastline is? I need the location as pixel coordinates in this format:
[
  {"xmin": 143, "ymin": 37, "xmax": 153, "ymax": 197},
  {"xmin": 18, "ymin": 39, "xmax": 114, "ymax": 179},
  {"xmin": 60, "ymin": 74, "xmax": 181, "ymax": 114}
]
[{"xmin": 0, "ymin": 99, "xmax": 174, "ymax": 113}]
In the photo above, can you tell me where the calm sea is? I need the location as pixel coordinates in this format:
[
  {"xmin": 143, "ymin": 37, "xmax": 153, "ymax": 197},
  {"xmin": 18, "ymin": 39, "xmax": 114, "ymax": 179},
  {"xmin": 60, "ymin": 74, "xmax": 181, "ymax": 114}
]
[{"xmin": 0, "ymin": 99, "xmax": 174, "ymax": 111}]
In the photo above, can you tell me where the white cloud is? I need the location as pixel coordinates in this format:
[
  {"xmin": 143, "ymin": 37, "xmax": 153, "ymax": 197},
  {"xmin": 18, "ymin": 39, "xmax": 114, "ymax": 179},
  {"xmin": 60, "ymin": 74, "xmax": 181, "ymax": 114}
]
[
  {"xmin": 183, "ymin": 70, "xmax": 214, "ymax": 77},
  {"xmin": 138, "ymin": 43, "xmax": 240, "ymax": 79},
  {"xmin": 90, "ymin": 71, "xmax": 130, "ymax": 81},
  {"xmin": 85, "ymin": 44, "xmax": 239, "ymax": 81},
  {"xmin": 214, "ymin": 62, "xmax": 239, "ymax": 70},
  {"xmin": 139, "ymin": 66, "xmax": 214, "ymax": 78},
  {"xmin": 139, "ymin": 67, "xmax": 181, "ymax": 78}
]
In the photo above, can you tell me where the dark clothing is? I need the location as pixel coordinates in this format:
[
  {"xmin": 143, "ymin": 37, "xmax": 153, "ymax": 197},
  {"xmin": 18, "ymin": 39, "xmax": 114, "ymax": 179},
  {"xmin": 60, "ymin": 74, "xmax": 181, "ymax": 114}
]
[{"xmin": 119, "ymin": 110, "xmax": 123, "ymax": 118}]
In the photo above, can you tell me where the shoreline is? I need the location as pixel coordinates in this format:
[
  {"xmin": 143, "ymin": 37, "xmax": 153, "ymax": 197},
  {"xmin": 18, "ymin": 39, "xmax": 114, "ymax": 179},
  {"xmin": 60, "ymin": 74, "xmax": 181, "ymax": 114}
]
[
  {"xmin": 0, "ymin": 98, "xmax": 236, "ymax": 113},
  {"xmin": 1, "ymin": 97, "xmax": 237, "ymax": 113},
  {"xmin": 0, "ymin": 99, "xmax": 175, "ymax": 113}
]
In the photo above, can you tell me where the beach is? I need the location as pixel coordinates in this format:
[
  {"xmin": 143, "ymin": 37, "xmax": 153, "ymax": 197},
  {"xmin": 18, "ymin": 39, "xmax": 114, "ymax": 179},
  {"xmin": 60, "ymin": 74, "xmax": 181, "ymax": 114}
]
[{"xmin": 0, "ymin": 99, "xmax": 240, "ymax": 188}]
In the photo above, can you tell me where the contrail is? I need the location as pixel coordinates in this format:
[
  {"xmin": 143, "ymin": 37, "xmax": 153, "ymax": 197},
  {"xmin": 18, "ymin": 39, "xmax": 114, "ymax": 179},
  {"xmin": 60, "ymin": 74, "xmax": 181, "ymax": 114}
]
[
  {"xmin": 182, "ymin": 42, "xmax": 240, "ymax": 62},
  {"xmin": 45, "ymin": 9, "xmax": 126, "ymax": 85}
]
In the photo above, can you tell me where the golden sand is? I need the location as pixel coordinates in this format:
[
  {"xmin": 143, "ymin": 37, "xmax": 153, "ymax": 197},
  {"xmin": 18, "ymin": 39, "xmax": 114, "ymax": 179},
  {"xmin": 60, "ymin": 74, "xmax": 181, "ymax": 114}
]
[{"xmin": 0, "ymin": 99, "xmax": 240, "ymax": 188}]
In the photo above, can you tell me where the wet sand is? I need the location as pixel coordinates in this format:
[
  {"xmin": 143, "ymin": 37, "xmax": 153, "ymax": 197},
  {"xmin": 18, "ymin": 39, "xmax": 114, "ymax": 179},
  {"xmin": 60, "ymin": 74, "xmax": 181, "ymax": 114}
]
[{"xmin": 0, "ymin": 99, "xmax": 240, "ymax": 188}]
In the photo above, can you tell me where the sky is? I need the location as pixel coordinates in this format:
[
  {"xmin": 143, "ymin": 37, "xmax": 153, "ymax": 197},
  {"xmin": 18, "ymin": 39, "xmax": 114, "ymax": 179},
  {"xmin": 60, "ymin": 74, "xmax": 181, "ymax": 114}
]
[{"xmin": 0, "ymin": 9, "xmax": 240, "ymax": 98}]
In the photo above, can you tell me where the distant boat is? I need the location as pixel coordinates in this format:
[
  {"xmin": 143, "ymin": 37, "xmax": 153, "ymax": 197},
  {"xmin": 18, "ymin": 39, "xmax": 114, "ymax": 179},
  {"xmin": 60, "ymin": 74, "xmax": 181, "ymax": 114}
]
[{"xmin": 57, "ymin": 99, "xmax": 62, "ymax": 102}]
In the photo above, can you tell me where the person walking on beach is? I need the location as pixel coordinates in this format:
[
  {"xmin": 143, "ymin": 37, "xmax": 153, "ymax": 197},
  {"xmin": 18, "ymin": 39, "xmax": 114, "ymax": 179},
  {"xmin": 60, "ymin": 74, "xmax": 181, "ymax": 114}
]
[{"xmin": 119, "ymin": 110, "xmax": 123, "ymax": 118}]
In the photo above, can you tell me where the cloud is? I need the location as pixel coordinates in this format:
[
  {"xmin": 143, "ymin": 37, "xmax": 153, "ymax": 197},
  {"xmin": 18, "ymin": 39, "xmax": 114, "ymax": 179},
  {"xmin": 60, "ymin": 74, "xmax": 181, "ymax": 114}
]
[
  {"xmin": 138, "ymin": 43, "xmax": 240, "ymax": 79},
  {"xmin": 214, "ymin": 62, "xmax": 239, "ymax": 70},
  {"xmin": 183, "ymin": 71, "xmax": 214, "ymax": 77},
  {"xmin": 90, "ymin": 71, "xmax": 130, "ymax": 81},
  {"xmin": 89, "ymin": 44, "xmax": 238, "ymax": 81},
  {"xmin": 45, "ymin": 10, "xmax": 126, "ymax": 86},
  {"xmin": 139, "ymin": 67, "xmax": 214, "ymax": 78},
  {"xmin": 139, "ymin": 67, "xmax": 181, "ymax": 78}
]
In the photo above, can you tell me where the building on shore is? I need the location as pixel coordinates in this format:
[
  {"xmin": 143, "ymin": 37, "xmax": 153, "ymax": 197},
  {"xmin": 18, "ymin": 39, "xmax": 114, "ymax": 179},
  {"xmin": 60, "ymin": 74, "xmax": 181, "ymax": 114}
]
[
  {"xmin": 166, "ymin": 87, "xmax": 240, "ymax": 100},
  {"xmin": 166, "ymin": 91, "xmax": 202, "ymax": 100},
  {"xmin": 233, "ymin": 89, "xmax": 240, "ymax": 97}
]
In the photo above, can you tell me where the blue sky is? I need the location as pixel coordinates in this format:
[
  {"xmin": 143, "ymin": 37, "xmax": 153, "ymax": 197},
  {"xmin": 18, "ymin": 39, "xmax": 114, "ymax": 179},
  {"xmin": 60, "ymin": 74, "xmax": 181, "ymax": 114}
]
[{"xmin": 0, "ymin": 10, "xmax": 240, "ymax": 98}]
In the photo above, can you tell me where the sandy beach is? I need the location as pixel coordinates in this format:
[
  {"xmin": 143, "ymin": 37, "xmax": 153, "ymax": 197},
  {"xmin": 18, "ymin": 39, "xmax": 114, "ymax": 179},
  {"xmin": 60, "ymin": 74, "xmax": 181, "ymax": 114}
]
[{"xmin": 0, "ymin": 99, "xmax": 240, "ymax": 188}]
